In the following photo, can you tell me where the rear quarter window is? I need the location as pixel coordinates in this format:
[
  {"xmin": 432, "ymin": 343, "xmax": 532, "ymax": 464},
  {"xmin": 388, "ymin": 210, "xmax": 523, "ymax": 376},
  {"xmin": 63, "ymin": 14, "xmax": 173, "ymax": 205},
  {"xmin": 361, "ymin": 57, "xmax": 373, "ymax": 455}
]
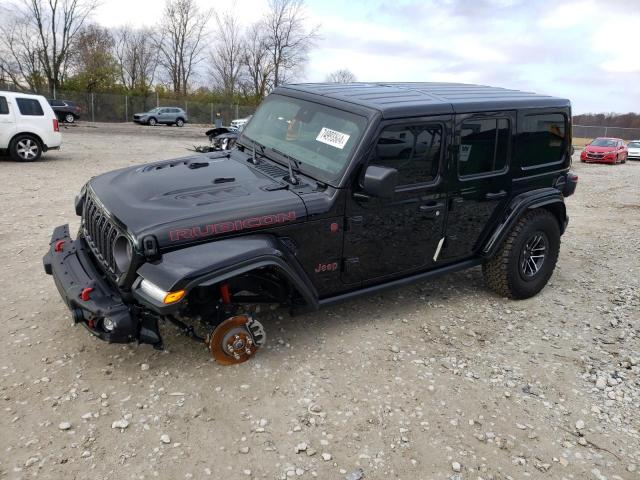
[
  {"xmin": 0, "ymin": 97, "xmax": 9, "ymax": 115},
  {"xmin": 16, "ymin": 98, "xmax": 45, "ymax": 116},
  {"xmin": 518, "ymin": 113, "xmax": 566, "ymax": 168}
]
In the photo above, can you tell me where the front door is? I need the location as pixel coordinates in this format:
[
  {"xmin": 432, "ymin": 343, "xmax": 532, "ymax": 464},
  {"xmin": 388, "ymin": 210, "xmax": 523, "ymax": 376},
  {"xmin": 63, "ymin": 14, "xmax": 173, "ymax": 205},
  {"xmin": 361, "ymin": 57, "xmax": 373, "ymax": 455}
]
[
  {"xmin": 342, "ymin": 116, "xmax": 451, "ymax": 284},
  {"xmin": 439, "ymin": 111, "xmax": 515, "ymax": 261}
]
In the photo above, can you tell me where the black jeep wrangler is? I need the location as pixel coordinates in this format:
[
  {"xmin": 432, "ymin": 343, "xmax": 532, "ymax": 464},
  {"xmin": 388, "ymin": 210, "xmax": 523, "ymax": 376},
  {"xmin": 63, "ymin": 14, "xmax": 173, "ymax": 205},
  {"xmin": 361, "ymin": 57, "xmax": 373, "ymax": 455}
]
[{"xmin": 44, "ymin": 83, "xmax": 578, "ymax": 365}]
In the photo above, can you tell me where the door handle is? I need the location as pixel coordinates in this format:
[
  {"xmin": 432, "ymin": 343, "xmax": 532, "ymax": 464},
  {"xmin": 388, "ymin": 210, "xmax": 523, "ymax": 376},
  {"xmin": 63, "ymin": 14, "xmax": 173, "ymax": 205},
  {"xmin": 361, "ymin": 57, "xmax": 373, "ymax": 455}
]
[
  {"xmin": 485, "ymin": 190, "xmax": 507, "ymax": 200},
  {"xmin": 419, "ymin": 202, "xmax": 444, "ymax": 213}
]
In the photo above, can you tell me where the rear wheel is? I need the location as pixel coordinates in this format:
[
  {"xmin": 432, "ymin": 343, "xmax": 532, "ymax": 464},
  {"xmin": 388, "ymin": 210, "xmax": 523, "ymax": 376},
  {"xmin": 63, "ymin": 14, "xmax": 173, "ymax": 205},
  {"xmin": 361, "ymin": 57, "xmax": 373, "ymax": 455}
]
[
  {"xmin": 483, "ymin": 209, "xmax": 560, "ymax": 299},
  {"xmin": 148, "ymin": 117, "xmax": 157, "ymax": 126},
  {"xmin": 10, "ymin": 134, "xmax": 42, "ymax": 162},
  {"xmin": 64, "ymin": 113, "xmax": 75, "ymax": 123},
  {"xmin": 176, "ymin": 118, "xmax": 185, "ymax": 127}
]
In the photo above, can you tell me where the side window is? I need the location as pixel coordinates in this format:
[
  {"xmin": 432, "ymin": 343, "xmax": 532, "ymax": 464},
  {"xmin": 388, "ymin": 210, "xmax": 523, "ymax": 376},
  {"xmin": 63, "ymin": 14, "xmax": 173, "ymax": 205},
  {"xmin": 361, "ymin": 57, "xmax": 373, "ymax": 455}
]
[
  {"xmin": 459, "ymin": 118, "xmax": 510, "ymax": 177},
  {"xmin": 49, "ymin": 100, "xmax": 63, "ymax": 107},
  {"xmin": 518, "ymin": 113, "xmax": 566, "ymax": 168},
  {"xmin": 372, "ymin": 124, "xmax": 442, "ymax": 186},
  {"xmin": 16, "ymin": 98, "xmax": 44, "ymax": 116},
  {"xmin": 0, "ymin": 97, "xmax": 9, "ymax": 115}
]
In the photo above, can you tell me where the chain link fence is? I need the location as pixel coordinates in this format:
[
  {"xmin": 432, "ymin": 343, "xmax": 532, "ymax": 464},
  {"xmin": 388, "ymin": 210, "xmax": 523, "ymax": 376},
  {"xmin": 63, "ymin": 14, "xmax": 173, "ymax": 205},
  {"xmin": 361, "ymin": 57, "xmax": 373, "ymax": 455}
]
[
  {"xmin": 55, "ymin": 90, "xmax": 256, "ymax": 125},
  {"xmin": 573, "ymin": 125, "xmax": 640, "ymax": 141},
  {"xmin": 0, "ymin": 83, "xmax": 257, "ymax": 125}
]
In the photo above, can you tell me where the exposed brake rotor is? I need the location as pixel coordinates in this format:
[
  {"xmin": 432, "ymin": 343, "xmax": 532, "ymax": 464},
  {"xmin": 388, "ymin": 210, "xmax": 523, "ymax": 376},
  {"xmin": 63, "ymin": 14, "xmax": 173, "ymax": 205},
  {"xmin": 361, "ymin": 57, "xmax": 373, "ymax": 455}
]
[{"xmin": 208, "ymin": 315, "xmax": 266, "ymax": 365}]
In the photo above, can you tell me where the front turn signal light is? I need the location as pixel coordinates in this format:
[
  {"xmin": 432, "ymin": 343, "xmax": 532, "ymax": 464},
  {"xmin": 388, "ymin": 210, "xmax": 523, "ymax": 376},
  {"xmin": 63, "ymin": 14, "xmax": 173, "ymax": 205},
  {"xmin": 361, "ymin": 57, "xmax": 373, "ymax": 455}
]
[{"xmin": 163, "ymin": 290, "xmax": 185, "ymax": 304}]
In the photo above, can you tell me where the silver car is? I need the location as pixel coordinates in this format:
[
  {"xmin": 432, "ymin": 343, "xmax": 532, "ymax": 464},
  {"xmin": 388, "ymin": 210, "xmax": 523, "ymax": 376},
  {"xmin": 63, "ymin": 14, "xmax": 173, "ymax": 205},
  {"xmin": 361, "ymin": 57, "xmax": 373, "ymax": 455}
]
[
  {"xmin": 628, "ymin": 140, "xmax": 640, "ymax": 160},
  {"xmin": 133, "ymin": 107, "xmax": 188, "ymax": 127}
]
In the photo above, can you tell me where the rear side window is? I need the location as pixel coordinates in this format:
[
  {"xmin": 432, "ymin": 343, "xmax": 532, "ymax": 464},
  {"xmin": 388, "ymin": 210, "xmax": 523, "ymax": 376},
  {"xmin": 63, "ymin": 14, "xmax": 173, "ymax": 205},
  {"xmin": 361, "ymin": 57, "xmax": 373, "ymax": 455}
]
[
  {"xmin": 373, "ymin": 124, "xmax": 442, "ymax": 186},
  {"xmin": 518, "ymin": 113, "xmax": 566, "ymax": 168},
  {"xmin": 459, "ymin": 118, "xmax": 510, "ymax": 177},
  {"xmin": 0, "ymin": 97, "xmax": 8, "ymax": 115},
  {"xmin": 16, "ymin": 98, "xmax": 44, "ymax": 116}
]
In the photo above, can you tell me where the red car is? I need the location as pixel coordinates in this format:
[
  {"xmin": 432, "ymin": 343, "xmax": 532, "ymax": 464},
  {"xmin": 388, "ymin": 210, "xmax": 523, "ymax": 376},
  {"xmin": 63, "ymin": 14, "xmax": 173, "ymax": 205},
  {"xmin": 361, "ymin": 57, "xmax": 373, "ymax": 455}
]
[{"xmin": 580, "ymin": 137, "xmax": 627, "ymax": 164}]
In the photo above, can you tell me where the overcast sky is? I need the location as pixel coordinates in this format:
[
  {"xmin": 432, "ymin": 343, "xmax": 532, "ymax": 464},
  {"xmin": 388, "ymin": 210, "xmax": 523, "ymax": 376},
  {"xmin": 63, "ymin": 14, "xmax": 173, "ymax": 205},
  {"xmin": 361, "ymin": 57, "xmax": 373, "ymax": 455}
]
[{"xmin": 95, "ymin": 0, "xmax": 640, "ymax": 114}]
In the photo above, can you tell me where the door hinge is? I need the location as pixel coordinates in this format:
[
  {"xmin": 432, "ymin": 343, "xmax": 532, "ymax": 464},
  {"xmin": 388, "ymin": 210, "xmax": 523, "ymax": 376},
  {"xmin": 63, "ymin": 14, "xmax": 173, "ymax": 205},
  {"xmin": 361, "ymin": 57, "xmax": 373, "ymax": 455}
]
[
  {"xmin": 343, "ymin": 257, "xmax": 360, "ymax": 272},
  {"xmin": 346, "ymin": 216, "xmax": 363, "ymax": 231}
]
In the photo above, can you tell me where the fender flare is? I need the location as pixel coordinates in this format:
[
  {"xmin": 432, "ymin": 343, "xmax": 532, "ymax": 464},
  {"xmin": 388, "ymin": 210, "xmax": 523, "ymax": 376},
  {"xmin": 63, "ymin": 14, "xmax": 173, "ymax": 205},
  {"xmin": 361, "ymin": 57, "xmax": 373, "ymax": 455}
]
[
  {"xmin": 481, "ymin": 188, "xmax": 567, "ymax": 258},
  {"xmin": 135, "ymin": 234, "xmax": 319, "ymax": 309}
]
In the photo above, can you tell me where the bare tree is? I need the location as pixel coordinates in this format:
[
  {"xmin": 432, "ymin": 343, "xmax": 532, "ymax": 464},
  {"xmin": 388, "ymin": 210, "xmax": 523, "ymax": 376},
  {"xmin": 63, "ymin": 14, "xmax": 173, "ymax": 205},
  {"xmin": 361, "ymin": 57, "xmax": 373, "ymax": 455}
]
[
  {"xmin": 263, "ymin": 0, "xmax": 318, "ymax": 87},
  {"xmin": 210, "ymin": 10, "xmax": 244, "ymax": 99},
  {"xmin": 0, "ymin": 10, "xmax": 46, "ymax": 91},
  {"xmin": 114, "ymin": 26, "xmax": 158, "ymax": 93},
  {"xmin": 241, "ymin": 22, "xmax": 274, "ymax": 100},
  {"xmin": 6, "ymin": 0, "xmax": 99, "ymax": 95},
  {"xmin": 326, "ymin": 68, "xmax": 356, "ymax": 84},
  {"xmin": 157, "ymin": 0, "xmax": 211, "ymax": 95}
]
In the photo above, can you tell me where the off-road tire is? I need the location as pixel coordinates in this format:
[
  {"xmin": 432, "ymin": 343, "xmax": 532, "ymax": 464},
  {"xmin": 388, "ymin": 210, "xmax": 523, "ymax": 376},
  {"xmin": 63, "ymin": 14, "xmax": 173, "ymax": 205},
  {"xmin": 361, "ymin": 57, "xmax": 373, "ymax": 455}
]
[
  {"xmin": 148, "ymin": 117, "xmax": 157, "ymax": 126},
  {"xmin": 483, "ymin": 209, "xmax": 560, "ymax": 299},
  {"xmin": 9, "ymin": 134, "xmax": 42, "ymax": 162}
]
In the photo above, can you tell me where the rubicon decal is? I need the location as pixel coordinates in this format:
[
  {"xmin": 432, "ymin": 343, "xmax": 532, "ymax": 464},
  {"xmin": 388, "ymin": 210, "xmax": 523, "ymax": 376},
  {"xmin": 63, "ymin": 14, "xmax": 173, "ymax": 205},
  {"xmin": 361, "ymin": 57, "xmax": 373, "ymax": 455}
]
[{"xmin": 169, "ymin": 211, "xmax": 297, "ymax": 242}]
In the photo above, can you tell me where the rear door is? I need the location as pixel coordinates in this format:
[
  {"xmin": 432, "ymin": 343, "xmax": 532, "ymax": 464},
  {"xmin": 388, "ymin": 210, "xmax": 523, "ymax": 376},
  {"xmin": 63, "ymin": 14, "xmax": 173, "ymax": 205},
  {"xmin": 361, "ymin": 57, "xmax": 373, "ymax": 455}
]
[
  {"xmin": 0, "ymin": 95, "xmax": 16, "ymax": 147},
  {"xmin": 440, "ymin": 111, "xmax": 515, "ymax": 261},
  {"xmin": 342, "ymin": 116, "xmax": 452, "ymax": 284}
]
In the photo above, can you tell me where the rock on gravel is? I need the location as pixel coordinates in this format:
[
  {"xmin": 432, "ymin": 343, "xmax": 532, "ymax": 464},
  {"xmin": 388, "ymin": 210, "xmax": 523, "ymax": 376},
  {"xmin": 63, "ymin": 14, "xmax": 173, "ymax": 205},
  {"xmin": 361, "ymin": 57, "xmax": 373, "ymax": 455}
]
[
  {"xmin": 58, "ymin": 422, "xmax": 72, "ymax": 430},
  {"xmin": 111, "ymin": 419, "xmax": 129, "ymax": 429}
]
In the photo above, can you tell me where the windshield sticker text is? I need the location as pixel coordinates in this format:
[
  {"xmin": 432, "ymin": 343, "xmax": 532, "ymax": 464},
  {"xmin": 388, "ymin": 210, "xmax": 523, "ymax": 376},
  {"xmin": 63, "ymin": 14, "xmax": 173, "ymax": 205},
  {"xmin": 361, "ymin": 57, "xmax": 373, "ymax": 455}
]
[{"xmin": 316, "ymin": 127, "xmax": 350, "ymax": 149}]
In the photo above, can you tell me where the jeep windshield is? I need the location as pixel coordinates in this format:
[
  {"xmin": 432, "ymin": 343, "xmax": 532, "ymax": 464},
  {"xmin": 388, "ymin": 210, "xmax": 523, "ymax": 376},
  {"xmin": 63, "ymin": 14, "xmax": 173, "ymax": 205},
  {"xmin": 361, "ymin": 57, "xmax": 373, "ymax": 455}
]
[{"xmin": 241, "ymin": 95, "xmax": 367, "ymax": 183}]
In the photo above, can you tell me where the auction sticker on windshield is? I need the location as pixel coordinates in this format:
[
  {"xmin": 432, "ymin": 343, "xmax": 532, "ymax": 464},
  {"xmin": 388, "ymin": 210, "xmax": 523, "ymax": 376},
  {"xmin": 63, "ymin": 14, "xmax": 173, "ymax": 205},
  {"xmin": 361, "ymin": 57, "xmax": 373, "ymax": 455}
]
[{"xmin": 316, "ymin": 127, "xmax": 350, "ymax": 149}]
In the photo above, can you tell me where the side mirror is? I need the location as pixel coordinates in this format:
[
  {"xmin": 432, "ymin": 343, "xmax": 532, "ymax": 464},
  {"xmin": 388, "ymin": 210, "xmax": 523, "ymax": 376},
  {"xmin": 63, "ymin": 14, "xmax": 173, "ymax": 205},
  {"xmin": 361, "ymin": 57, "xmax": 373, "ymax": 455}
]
[{"xmin": 361, "ymin": 165, "xmax": 398, "ymax": 198}]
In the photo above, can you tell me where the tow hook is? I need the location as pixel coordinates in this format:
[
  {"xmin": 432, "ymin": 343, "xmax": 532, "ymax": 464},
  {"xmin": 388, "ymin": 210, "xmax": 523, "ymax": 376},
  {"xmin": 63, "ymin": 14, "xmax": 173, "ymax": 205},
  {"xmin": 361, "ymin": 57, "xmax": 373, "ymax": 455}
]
[{"xmin": 208, "ymin": 315, "xmax": 266, "ymax": 365}]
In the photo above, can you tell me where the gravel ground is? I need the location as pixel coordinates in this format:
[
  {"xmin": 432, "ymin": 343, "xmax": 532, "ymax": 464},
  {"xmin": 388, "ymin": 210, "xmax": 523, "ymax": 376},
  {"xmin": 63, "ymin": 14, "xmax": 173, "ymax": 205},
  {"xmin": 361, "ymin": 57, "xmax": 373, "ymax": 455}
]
[{"xmin": 1, "ymin": 122, "xmax": 639, "ymax": 480}]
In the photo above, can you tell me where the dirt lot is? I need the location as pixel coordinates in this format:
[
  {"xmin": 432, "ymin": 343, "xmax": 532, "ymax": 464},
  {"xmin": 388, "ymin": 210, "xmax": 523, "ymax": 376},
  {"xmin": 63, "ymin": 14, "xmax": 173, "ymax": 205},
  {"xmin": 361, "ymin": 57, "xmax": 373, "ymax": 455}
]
[{"xmin": 1, "ymin": 122, "xmax": 639, "ymax": 480}]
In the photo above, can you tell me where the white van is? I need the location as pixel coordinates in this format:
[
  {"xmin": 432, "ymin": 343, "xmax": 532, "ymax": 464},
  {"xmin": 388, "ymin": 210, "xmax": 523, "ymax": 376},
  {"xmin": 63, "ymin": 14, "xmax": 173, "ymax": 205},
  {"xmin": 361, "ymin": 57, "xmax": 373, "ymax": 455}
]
[{"xmin": 0, "ymin": 91, "xmax": 62, "ymax": 161}]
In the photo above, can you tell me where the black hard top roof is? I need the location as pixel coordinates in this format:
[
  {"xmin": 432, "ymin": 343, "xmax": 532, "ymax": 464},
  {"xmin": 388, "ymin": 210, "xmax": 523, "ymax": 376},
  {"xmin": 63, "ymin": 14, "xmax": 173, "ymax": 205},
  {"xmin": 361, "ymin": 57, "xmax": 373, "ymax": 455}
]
[{"xmin": 277, "ymin": 82, "xmax": 570, "ymax": 118}]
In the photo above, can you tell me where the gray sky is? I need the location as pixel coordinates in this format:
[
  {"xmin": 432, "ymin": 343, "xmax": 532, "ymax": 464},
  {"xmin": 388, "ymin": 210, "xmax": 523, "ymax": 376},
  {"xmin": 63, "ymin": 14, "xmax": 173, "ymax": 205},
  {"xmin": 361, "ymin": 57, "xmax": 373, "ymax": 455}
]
[{"xmin": 95, "ymin": 0, "xmax": 640, "ymax": 114}]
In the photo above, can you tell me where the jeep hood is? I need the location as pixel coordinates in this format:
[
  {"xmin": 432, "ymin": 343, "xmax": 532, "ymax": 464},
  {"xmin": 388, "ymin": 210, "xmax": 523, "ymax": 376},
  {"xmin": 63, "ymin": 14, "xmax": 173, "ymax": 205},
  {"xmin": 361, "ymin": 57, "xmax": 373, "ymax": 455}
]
[{"xmin": 87, "ymin": 153, "xmax": 307, "ymax": 248}]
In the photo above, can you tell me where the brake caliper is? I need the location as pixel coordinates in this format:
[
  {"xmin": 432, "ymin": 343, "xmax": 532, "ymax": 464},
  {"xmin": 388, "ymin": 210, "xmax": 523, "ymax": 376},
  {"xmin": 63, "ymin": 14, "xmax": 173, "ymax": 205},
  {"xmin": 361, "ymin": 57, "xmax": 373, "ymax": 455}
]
[{"xmin": 208, "ymin": 315, "xmax": 266, "ymax": 365}]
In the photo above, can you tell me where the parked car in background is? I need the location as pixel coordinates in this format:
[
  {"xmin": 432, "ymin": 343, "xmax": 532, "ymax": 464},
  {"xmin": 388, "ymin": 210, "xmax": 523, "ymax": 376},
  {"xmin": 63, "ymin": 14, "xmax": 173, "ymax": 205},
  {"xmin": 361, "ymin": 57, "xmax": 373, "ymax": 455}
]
[
  {"xmin": 230, "ymin": 115, "xmax": 252, "ymax": 130},
  {"xmin": 0, "ymin": 91, "xmax": 61, "ymax": 161},
  {"xmin": 580, "ymin": 137, "xmax": 627, "ymax": 164},
  {"xmin": 48, "ymin": 99, "xmax": 81, "ymax": 123},
  {"xmin": 627, "ymin": 140, "xmax": 640, "ymax": 160},
  {"xmin": 133, "ymin": 107, "xmax": 187, "ymax": 126}
]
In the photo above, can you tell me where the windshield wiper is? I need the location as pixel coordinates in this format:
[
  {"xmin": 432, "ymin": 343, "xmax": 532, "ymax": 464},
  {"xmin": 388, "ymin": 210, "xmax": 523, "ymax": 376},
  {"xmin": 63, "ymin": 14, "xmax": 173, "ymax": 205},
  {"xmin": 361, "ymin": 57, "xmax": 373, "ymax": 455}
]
[
  {"xmin": 240, "ymin": 136, "xmax": 266, "ymax": 165},
  {"xmin": 250, "ymin": 139, "xmax": 266, "ymax": 165},
  {"xmin": 271, "ymin": 148, "xmax": 301, "ymax": 185}
]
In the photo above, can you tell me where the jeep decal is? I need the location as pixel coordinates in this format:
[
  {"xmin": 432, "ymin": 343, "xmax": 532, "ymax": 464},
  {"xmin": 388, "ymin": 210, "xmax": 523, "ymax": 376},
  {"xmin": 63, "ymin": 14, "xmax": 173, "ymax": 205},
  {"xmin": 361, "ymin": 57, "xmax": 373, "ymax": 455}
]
[{"xmin": 169, "ymin": 211, "xmax": 297, "ymax": 242}]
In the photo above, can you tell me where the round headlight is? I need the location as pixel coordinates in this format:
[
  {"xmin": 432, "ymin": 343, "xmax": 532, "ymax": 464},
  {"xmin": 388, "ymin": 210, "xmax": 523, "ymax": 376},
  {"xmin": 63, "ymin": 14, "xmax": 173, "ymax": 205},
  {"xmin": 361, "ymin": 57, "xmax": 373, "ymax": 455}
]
[{"xmin": 113, "ymin": 235, "xmax": 133, "ymax": 273}]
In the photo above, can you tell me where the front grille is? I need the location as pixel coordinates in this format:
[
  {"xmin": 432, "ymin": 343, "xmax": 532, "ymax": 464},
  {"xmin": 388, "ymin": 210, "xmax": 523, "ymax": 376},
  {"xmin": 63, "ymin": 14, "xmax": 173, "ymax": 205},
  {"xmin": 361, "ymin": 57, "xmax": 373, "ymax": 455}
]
[{"xmin": 82, "ymin": 193, "xmax": 120, "ymax": 275}]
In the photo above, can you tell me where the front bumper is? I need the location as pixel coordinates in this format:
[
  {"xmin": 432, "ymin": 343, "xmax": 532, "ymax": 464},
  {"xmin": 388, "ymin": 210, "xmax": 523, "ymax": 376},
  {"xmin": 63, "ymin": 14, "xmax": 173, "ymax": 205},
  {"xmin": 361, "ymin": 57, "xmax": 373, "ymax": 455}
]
[{"xmin": 43, "ymin": 224, "xmax": 148, "ymax": 344}]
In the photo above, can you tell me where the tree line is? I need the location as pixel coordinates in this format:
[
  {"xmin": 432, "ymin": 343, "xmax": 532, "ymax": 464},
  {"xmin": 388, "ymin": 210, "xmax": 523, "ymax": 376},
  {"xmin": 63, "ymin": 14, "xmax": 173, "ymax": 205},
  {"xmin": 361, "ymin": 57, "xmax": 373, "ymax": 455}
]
[
  {"xmin": 573, "ymin": 113, "xmax": 640, "ymax": 129},
  {"xmin": 0, "ymin": 0, "xmax": 336, "ymax": 105}
]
